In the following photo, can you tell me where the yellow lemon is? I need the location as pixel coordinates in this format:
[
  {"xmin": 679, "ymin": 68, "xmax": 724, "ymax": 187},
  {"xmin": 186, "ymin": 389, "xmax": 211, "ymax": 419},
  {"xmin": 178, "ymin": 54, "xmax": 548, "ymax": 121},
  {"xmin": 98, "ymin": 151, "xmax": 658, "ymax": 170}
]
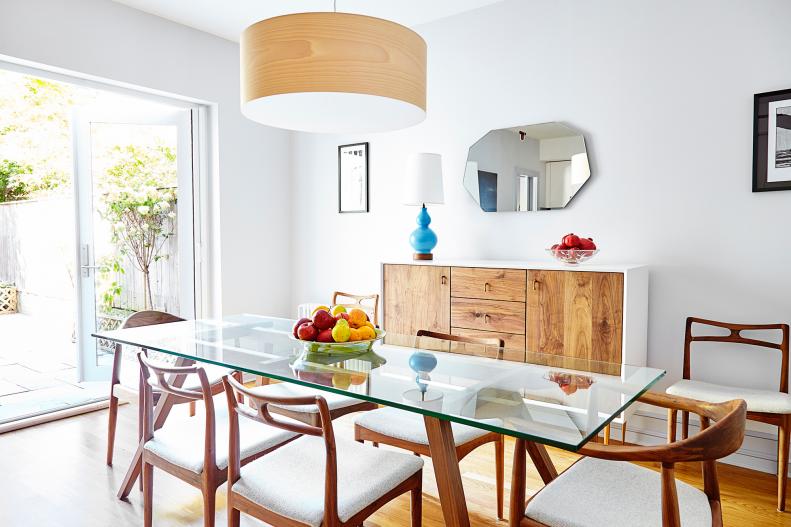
[
  {"xmin": 332, "ymin": 373, "xmax": 351, "ymax": 389},
  {"xmin": 348, "ymin": 308, "xmax": 368, "ymax": 329},
  {"xmin": 311, "ymin": 305, "xmax": 330, "ymax": 316},
  {"xmin": 331, "ymin": 321, "xmax": 351, "ymax": 342},
  {"xmin": 331, "ymin": 305, "xmax": 347, "ymax": 316},
  {"xmin": 363, "ymin": 321, "xmax": 376, "ymax": 330}
]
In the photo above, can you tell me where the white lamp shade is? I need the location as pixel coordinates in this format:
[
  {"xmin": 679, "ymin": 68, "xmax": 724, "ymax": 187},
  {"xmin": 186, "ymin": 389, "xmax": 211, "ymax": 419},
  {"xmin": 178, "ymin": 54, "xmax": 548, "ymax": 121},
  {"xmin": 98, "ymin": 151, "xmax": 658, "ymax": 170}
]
[{"xmin": 403, "ymin": 153, "xmax": 445, "ymax": 206}]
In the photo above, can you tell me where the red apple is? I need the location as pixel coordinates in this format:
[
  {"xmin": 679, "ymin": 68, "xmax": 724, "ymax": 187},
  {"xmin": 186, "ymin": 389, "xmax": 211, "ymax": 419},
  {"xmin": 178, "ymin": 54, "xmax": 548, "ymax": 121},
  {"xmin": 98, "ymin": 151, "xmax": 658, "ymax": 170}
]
[
  {"xmin": 335, "ymin": 312, "xmax": 350, "ymax": 322},
  {"xmin": 292, "ymin": 317, "xmax": 311, "ymax": 337},
  {"xmin": 578, "ymin": 237, "xmax": 597, "ymax": 250},
  {"xmin": 562, "ymin": 233, "xmax": 581, "ymax": 248},
  {"xmin": 316, "ymin": 329, "xmax": 334, "ymax": 342},
  {"xmin": 296, "ymin": 322, "xmax": 318, "ymax": 341},
  {"xmin": 312, "ymin": 309, "xmax": 336, "ymax": 331}
]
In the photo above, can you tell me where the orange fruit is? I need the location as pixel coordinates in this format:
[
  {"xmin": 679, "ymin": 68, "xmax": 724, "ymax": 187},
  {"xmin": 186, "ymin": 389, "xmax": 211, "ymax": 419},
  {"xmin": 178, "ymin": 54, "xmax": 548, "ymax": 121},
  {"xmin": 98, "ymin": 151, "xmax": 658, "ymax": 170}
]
[
  {"xmin": 348, "ymin": 308, "xmax": 368, "ymax": 328},
  {"xmin": 349, "ymin": 372, "xmax": 367, "ymax": 385},
  {"xmin": 358, "ymin": 326, "xmax": 376, "ymax": 340}
]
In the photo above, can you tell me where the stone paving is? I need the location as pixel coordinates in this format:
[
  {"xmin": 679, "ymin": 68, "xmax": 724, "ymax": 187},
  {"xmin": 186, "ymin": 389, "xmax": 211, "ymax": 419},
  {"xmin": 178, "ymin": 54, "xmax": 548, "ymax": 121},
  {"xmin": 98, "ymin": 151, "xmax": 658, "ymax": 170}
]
[{"xmin": 0, "ymin": 313, "xmax": 106, "ymax": 424}]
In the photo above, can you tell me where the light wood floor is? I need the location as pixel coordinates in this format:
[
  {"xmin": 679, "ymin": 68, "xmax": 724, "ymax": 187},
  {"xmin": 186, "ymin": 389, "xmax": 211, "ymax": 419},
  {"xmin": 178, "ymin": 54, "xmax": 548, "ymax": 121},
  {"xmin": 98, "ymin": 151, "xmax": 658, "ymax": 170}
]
[{"xmin": 0, "ymin": 401, "xmax": 789, "ymax": 526}]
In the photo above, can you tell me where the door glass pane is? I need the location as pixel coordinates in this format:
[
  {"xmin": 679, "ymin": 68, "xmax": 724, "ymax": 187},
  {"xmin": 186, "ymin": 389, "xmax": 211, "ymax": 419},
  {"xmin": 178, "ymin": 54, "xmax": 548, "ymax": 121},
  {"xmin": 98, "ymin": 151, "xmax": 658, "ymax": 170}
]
[{"xmin": 88, "ymin": 122, "xmax": 180, "ymax": 369}]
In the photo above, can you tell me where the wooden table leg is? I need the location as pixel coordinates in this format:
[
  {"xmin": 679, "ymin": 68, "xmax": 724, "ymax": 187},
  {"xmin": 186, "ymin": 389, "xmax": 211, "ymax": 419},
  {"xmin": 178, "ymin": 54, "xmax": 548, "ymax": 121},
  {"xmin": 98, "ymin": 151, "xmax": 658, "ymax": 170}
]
[
  {"xmin": 117, "ymin": 357, "xmax": 193, "ymax": 499},
  {"xmin": 525, "ymin": 441, "xmax": 558, "ymax": 484},
  {"xmin": 424, "ymin": 416, "xmax": 471, "ymax": 527},
  {"xmin": 510, "ymin": 438, "xmax": 527, "ymax": 527}
]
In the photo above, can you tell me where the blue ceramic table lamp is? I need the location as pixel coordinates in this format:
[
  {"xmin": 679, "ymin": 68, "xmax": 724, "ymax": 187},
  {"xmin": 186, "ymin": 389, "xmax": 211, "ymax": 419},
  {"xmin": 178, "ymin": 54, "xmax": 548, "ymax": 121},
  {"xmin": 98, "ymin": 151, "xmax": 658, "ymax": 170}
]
[{"xmin": 403, "ymin": 153, "xmax": 444, "ymax": 260}]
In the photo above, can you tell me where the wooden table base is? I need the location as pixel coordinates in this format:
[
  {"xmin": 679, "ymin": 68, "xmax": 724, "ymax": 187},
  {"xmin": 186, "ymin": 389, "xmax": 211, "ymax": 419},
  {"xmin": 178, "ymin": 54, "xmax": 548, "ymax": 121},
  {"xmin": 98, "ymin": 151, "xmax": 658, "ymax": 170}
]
[{"xmin": 424, "ymin": 415, "xmax": 472, "ymax": 527}]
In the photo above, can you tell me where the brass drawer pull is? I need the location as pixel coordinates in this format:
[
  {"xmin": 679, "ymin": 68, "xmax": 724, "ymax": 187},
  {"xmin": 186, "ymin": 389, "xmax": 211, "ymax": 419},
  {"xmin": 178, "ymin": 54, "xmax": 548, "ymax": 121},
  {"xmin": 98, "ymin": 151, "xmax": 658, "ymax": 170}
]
[
  {"xmin": 484, "ymin": 282, "xmax": 491, "ymax": 292},
  {"xmin": 484, "ymin": 314, "xmax": 491, "ymax": 324},
  {"xmin": 533, "ymin": 279, "xmax": 540, "ymax": 291},
  {"xmin": 441, "ymin": 275, "xmax": 447, "ymax": 285}
]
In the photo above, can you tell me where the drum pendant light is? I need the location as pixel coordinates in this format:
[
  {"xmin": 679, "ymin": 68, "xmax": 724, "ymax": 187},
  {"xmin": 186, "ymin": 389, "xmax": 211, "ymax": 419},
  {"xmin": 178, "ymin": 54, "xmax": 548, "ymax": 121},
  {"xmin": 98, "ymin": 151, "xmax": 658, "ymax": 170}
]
[{"xmin": 240, "ymin": 8, "xmax": 427, "ymax": 133}]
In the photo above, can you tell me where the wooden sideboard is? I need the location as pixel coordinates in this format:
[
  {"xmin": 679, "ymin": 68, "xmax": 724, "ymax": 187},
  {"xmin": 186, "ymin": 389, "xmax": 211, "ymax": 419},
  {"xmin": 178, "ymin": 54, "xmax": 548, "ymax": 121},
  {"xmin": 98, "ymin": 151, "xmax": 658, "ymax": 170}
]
[{"xmin": 381, "ymin": 260, "xmax": 648, "ymax": 376}]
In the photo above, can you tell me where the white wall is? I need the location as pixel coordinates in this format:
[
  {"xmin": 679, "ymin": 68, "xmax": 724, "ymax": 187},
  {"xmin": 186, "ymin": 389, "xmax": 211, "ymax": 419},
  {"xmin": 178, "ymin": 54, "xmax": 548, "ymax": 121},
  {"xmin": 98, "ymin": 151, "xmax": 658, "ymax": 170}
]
[
  {"xmin": 0, "ymin": 0, "xmax": 292, "ymax": 316},
  {"xmin": 290, "ymin": 0, "xmax": 791, "ymax": 468}
]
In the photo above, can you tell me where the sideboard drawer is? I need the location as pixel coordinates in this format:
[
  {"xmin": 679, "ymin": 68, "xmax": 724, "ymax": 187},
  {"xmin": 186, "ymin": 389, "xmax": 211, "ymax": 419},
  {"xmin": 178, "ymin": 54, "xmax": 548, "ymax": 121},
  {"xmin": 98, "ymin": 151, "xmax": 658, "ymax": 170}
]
[
  {"xmin": 450, "ymin": 327, "xmax": 526, "ymax": 362},
  {"xmin": 451, "ymin": 267, "xmax": 526, "ymax": 302},
  {"xmin": 450, "ymin": 297, "xmax": 526, "ymax": 334}
]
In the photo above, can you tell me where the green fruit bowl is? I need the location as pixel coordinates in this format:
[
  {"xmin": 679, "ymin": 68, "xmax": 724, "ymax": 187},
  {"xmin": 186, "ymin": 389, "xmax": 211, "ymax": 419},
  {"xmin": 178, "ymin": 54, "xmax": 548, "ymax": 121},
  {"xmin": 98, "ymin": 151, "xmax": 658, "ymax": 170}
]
[{"xmin": 290, "ymin": 328, "xmax": 387, "ymax": 354}]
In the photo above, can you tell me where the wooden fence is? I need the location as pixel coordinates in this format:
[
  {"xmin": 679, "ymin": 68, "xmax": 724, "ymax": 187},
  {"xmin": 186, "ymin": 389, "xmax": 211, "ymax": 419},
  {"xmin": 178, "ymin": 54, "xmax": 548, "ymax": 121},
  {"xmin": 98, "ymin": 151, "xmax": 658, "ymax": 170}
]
[{"xmin": 0, "ymin": 197, "xmax": 179, "ymax": 316}]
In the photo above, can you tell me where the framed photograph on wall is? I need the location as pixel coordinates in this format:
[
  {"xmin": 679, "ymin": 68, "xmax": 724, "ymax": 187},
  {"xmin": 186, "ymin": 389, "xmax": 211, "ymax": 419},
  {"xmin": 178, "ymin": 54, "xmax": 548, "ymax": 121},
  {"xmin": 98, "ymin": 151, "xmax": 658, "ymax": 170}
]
[
  {"xmin": 338, "ymin": 142, "xmax": 369, "ymax": 212},
  {"xmin": 754, "ymin": 88, "xmax": 791, "ymax": 191}
]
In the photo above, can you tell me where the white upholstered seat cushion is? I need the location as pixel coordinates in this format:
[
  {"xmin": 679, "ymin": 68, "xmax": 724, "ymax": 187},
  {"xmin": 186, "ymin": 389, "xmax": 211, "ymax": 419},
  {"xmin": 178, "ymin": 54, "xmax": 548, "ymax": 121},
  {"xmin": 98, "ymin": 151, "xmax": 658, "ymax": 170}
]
[
  {"xmin": 354, "ymin": 406, "xmax": 502, "ymax": 445},
  {"xmin": 525, "ymin": 457, "xmax": 712, "ymax": 527},
  {"xmin": 250, "ymin": 383, "xmax": 368, "ymax": 414},
  {"xmin": 232, "ymin": 435, "xmax": 423, "ymax": 526},
  {"xmin": 118, "ymin": 361, "xmax": 232, "ymax": 392},
  {"xmin": 144, "ymin": 402, "xmax": 298, "ymax": 473},
  {"xmin": 666, "ymin": 379, "xmax": 791, "ymax": 414}
]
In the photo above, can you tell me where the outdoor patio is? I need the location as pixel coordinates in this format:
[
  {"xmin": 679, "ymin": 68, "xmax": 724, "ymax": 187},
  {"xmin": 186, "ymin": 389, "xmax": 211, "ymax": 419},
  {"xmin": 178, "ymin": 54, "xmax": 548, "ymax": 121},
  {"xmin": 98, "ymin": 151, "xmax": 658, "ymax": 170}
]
[{"xmin": 0, "ymin": 313, "xmax": 106, "ymax": 424}]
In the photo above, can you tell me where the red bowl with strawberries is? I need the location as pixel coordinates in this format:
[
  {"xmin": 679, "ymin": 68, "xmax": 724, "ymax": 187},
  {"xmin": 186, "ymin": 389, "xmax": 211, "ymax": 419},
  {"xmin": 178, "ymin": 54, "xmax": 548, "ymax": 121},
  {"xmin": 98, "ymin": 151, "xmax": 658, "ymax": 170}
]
[{"xmin": 548, "ymin": 233, "xmax": 599, "ymax": 265}]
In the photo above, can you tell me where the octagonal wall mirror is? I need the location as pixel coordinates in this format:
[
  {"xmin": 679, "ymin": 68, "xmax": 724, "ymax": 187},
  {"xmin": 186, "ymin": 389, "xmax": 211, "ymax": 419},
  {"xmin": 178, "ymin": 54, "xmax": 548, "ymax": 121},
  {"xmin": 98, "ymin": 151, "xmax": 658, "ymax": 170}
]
[{"xmin": 464, "ymin": 122, "xmax": 591, "ymax": 212}]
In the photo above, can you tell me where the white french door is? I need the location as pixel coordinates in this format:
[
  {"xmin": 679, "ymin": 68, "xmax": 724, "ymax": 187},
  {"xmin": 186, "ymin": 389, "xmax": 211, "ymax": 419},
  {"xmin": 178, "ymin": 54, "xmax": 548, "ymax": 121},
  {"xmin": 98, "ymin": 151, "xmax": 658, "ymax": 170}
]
[{"xmin": 73, "ymin": 105, "xmax": 196, "ymax": 382}]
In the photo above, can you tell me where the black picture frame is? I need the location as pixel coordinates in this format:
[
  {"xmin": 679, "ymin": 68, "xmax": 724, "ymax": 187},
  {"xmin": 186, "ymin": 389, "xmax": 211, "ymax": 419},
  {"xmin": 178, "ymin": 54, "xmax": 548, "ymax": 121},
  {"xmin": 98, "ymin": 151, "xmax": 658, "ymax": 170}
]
[
  {"xmin": 338, "ymin": 142, "xmax": 370, "ymax": 213},
  {"xmin": 753, "ymin": 88, "xmax": 791, "ymax": 192}
]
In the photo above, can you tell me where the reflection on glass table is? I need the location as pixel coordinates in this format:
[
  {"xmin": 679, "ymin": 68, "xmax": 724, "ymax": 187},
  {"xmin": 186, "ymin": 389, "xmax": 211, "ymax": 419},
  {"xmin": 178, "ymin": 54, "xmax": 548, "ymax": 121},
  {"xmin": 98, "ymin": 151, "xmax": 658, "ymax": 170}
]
[{"xmin": 95, "ymin": 313, "xmax": 665, "ymax": 451}]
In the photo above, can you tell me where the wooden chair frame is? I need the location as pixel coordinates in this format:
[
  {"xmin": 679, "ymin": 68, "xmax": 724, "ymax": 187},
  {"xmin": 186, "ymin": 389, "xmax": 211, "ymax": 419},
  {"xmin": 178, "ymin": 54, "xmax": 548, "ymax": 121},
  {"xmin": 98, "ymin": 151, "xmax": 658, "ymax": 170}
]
[
  {"xmin": 223, "ymin": 375, "xmax": 423, "ymax": 527},
  {"xmin": 107, "ymin": 310, "xmax": 188, "ymax": 466},
  {"xmin": 137, "ymin": 353, "xmax": 261, "ymax": 527},
  {"xmin": 332, "ymin": 291, "xmax": 380, "ymax": 326},
  {"xmin": 354, "ymin": 329, "xmax": 507, "ymax": 520},
  {"xmin": 510, "ymin": 392, "xmax": 747, "ymax": 527},
  {"xmin": 669, "ymin": 317, "xmax": 790, "ymax": 510}
]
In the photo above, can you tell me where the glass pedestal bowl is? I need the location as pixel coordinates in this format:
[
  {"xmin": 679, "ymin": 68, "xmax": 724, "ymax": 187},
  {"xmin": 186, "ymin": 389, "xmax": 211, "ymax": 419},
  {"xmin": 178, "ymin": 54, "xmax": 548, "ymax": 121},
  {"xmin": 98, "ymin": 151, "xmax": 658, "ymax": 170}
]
[{"xmin": 546, "ymin": 248, "xmax": 599, "ymax": 265}]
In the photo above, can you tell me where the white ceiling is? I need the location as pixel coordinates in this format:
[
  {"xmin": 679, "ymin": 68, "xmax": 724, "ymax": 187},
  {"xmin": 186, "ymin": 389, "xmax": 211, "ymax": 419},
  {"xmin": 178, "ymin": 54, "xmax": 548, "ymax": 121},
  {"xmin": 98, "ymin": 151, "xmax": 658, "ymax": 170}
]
[{"xmin": 111, "ymin": 0, "xmax": 505, "ymax": 42}]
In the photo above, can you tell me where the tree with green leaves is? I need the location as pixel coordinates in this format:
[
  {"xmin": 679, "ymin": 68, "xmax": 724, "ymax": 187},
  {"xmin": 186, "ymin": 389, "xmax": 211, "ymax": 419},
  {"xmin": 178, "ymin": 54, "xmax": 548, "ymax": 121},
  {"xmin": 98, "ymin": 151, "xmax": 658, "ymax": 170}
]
[{"xmin": 99, "ymin": 144, "xmax": 177, "ymax": 309}]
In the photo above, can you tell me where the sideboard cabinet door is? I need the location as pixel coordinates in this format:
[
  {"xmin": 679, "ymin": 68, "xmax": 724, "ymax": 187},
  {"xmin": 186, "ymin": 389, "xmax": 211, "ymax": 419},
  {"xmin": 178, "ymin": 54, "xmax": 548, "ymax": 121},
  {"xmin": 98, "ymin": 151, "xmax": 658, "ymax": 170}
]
[
  {"xmin": 527, "ymin": 270, "xmax": 624, "ymax": 372},
  {"xmin": 383, "ymin": 265, "xmax": 450, "ymax": 340}
]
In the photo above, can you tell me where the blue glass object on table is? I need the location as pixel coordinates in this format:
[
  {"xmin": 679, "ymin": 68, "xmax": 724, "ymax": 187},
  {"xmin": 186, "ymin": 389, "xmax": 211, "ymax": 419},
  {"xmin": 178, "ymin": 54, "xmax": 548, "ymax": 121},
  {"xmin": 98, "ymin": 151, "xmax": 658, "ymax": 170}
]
[{"xmin": 403, "ymin": 153, "xmax": 444, "ymax": 260}]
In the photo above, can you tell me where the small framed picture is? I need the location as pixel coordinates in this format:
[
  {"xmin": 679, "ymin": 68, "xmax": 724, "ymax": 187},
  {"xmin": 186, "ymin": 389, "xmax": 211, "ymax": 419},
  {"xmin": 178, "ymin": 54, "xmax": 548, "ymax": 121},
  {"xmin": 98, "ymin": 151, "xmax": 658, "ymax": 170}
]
[
  {"xmin": 754, "ymin": 88, "xmax": 791, "ymax": 192},
  {"xmin": 338, "ymin": 142, "xmax": 369, "ymax": 213}
]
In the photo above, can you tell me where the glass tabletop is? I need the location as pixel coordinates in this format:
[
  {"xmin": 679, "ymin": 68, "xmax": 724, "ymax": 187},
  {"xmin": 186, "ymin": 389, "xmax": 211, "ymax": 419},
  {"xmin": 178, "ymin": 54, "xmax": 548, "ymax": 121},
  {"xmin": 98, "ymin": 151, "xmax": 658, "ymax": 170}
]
[{"xmin": 93, "ymin": 314, "xmax": 665, "ymax": 451}]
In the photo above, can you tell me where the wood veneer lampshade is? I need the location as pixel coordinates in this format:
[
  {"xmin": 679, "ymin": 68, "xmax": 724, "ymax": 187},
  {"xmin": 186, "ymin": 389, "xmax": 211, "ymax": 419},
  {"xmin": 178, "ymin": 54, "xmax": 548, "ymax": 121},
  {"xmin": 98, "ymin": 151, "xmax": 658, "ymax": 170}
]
[{"xmin": 241, "ymin": 12, "xmax": 427, "ymax": 133}]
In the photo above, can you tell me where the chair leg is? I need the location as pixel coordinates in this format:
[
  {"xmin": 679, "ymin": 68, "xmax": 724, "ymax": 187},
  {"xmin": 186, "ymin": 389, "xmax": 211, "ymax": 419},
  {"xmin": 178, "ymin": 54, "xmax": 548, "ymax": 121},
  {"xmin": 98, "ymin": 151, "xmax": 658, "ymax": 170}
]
[
  {"xmin": 189, "ymin": 401, "xmax": 196, "ymax": 417},
  {"xmin": 495, "ymin": 435, "xmax": 504, "ymax": 520},
  {"xmin": 202, "ymin": 486, "xmax": 216, "ymax": 527},
  {"xmin": 411, "ymin": 473, "xmax": 423, "ymax": 527},
  {"xmin": 106, "ymin": 388, "xmax": 119, "ymax": 466},
  {"xmin": 778, "ymin": 415, "xmax": 790, "ymax": 512},
  {"xmin": 621, "ymin": 421, "xmax": 627, "ymax": 444},
  {"xmin": 668, "ymin": 408, "xmax": 677, "ymax": 443},
  {"xmin": 681, "ymin": 411, "xmax": 689, "ymax": 440},
  {"xmin": 228, "ymin": 503, "xmax": 240, "ymax": 527},
  {"xmin": 603, "ymin": 424, "xmax": 610, "ymax": 445},
  {"xmin": 142, "ymin": 461, "xmax": 153, "ymax": 527}
]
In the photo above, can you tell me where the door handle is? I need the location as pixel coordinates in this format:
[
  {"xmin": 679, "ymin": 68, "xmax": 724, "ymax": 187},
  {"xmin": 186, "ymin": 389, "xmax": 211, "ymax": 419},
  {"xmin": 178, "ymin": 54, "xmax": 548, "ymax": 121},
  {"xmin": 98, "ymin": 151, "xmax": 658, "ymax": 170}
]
[
  {"xmin": 440, "ymin": 275, "xmax": 447, "ymax": 285},
  {"xmin": 483, "ymin": 282, "xmax": 491, "ymax": 292},
  {"xmin": 532, "ymin": 279, "xmax": 540, "ymax": 291}
]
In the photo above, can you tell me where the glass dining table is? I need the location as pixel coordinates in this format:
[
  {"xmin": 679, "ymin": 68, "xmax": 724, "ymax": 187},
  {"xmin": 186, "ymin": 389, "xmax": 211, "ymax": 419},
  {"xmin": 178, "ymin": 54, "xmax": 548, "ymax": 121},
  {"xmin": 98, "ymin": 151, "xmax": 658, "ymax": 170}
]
[{"xmin": 94, "ymin": 314, "xmax": 665, "ymax": 526}]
